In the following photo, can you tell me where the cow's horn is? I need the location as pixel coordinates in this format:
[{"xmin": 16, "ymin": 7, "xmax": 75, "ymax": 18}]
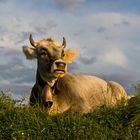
[
  {"xmin": 62, "ymin": 37, "xmax": 66, "ymax": 48},
  {"xmin": 29, "ymin": 34, "xmax": 38, "ymax": 48}
]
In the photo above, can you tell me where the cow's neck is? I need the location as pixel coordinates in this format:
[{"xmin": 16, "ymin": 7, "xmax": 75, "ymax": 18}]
[
  {"xmin": 37, "ymin": 71, "xmax": 60, "ymax": 96},
  {"xmin": 37, "ymin": 71, "xmax": 47, "ymax": 89},
  {"xmin": 37, "ymin": 71, "xmax": 58, "ymax": 89}
]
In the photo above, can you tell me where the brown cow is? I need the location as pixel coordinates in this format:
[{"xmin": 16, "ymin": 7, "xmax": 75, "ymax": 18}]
[
  {"xmin": 23, "ymin": 34, "xmax": 129, "ymax": 115},
  {"xmin": 23, "ymin": 34, "xmax": 76, "ymax": 106},
  {"xmin": 42, "ymin": 74, "xmax": 128, "ymax": 115}
]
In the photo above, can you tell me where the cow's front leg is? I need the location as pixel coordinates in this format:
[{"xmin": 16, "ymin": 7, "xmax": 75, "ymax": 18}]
[{"xmin": 30, "ymin": 84, "xmax": 41, "ymax": 106}]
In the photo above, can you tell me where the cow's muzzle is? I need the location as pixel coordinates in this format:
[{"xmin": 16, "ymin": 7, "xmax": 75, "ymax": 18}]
[
  {"xmin": 43, "ymin": 101, "xmax": 53, "ymax": 108},
  {"xmin": 51, "ymin": 59, "xmax": 67, "ymax": 77}
]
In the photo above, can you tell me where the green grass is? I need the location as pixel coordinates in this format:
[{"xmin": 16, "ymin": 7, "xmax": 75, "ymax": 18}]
[{"xmin": 0, "ymin": 91, "xmax": 140, "ymax": 140}]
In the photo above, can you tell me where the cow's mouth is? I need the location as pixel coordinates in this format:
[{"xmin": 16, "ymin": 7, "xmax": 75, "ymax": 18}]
[
  {"xmin": 53, "ymin": 69, "xmax": 66, "ymax": 78},
  {"xmin": 53, "ymin": 69, "xmax": 66, "ymax": 74}
]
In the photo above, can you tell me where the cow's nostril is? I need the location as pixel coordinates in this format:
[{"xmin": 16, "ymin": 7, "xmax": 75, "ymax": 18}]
[
  {"xmin": 55, "ymin": 62, "xmax": 66, "ymax": 68},
  {"xmin": 43, "ymin": 101, "xmax": 53, "ymax": 108}
]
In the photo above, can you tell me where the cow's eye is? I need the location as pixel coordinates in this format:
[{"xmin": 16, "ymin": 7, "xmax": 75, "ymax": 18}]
[
  {"xmin": 40, "ymin": 51, "xmax": 47, "ymax": 56},
  {"xmin": 39, "ymin": 48, "xmax": 47, "ymax": 56}
]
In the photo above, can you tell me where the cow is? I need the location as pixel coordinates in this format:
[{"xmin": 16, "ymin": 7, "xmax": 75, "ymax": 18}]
[{"xmin": 23, "ymin": 34, "xmax": 129, "ymax": 115}]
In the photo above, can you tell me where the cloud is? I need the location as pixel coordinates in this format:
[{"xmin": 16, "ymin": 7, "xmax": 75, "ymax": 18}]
[
  {"xmin": 0, "ymin": 13, "xmax": 58, "ymax": 47},
  {"xmin": 0, "ymin": 56, "xmax": 35, "ymax": 83},
  {"xmin": 88, "ymin": 12, "xmax": 140, "ymax": 38},
  {"xmin": 0, "ymin": 82, "xmax": 32, "ymax": 98},
  {"xmin": 113, "ymin": 20, "xmax": 131, "ymax": 27},
  {"xmin": 99, "ymin": 47, "xmax": 128, "ymax": 68},
  {"xmin": 97, "ymin": 27, "xmax": 106, "ymax": 33},
  {"xmin": 0, "ymin": 1, "xmax": 140, "ymax": 98},
  {"xmin": 100, "ymin": 73, "xmax": 138, "ymax": 95},
  {"xmin": 0, "ymin": 46, "xmax": 21, "ymax": 56},
  {"xmin": 52, "ymin": 0, "xmax": 85, "ymax": 9},
  {"xmin": 79, "ymin": 55, "xmax": 97, "ymax": 65},
  {"xmin": 14, "ymin": 32, "xmax": 30, "ymax": 44},
  {"xmin": 0, "ymin": 0, "xmax": 7, "ymax": 2},
  {"xmin": 0, "ymin": 47, "xmax": 36, "ymax": 96},
  {"xmin": 32, "ymin": 20, "xmax": 57, "ymax": 35},
  {"xmin": 101, "ymin": 73, "xmax": 134, "ymax": 85},
  {"xmin": 68, "ymin": 62, "xmax": 79, "ymax": 72}
]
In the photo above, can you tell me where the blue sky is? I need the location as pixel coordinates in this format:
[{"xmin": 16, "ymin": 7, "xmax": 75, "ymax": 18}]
[{"xmin": 0, "ymin": 0, "xmax": 140, "ymax": 98}]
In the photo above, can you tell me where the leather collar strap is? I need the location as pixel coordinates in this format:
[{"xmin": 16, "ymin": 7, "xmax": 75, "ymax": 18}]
[
  {"xmin": 37, "ymin": 72, "xmax": 59, "ymax": 93},
  {"xmin": 38, "ymin": 72, "xmax": 59, "ymax": 95}
]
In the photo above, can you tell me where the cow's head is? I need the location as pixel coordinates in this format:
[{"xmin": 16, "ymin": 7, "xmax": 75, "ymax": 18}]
[{"xmin": 23, "ymin": 34, "xmax": 76, "ymax": 85}]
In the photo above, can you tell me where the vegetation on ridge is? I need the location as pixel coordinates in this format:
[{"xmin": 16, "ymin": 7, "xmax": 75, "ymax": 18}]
[{"xmin": 0, "ymin": 86, "xmax": 140, "ymax": 140}]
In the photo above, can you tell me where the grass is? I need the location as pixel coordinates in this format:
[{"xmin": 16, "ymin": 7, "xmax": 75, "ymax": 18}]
[{"xmin": 0, "ymin": 91, "xmax": 140, "ymax": 140}]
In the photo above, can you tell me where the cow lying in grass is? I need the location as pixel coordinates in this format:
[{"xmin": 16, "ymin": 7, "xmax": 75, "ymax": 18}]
[{"xmin": 23, "ymin": 34, "xmax": 129, "ymax": 115}]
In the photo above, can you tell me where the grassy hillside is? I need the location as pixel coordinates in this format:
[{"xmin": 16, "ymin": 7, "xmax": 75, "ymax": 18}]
[{"xmin": 0, "ymin": 91, "xmax": 140, "ymax": 140}]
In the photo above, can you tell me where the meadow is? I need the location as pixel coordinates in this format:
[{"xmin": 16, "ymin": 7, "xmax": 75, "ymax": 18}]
[{"xmin": 0, "ymin": 86, "xmax": 140, "ymax": 140}]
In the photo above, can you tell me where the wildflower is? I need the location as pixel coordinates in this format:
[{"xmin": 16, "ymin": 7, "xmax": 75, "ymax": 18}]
[{"xmin": 21, "ymin": 132, "xmax": 24, "ymax": 136}]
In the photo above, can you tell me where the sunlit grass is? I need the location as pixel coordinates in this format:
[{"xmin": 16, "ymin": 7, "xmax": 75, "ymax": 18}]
[{"xmin": 0, "ymin": 90, "xmax": 140, "ymax": 140}]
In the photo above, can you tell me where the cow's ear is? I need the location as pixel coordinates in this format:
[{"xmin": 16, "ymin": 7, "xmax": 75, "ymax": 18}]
[
  {"xmin": 22, "ymin": 46, "xmax": 37, "ymax": 59},
  {"xmin": 63, "ymin": 49, "xmax": 76, "ymax": 63}
]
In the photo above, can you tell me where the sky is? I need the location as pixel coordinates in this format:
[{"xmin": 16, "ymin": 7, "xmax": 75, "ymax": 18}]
[{"xmin": 0, "ymin": 0, "xmax": 140, "ymax": 98}]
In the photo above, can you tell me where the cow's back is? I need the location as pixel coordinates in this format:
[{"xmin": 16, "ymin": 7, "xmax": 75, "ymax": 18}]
[
  {"xmin": 53, "ymin": 73, "xmax": 109, "ymax": 113},
  {"xmin": 48, "ymin": 73, "xmax": 128, "ymax": 114}
]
